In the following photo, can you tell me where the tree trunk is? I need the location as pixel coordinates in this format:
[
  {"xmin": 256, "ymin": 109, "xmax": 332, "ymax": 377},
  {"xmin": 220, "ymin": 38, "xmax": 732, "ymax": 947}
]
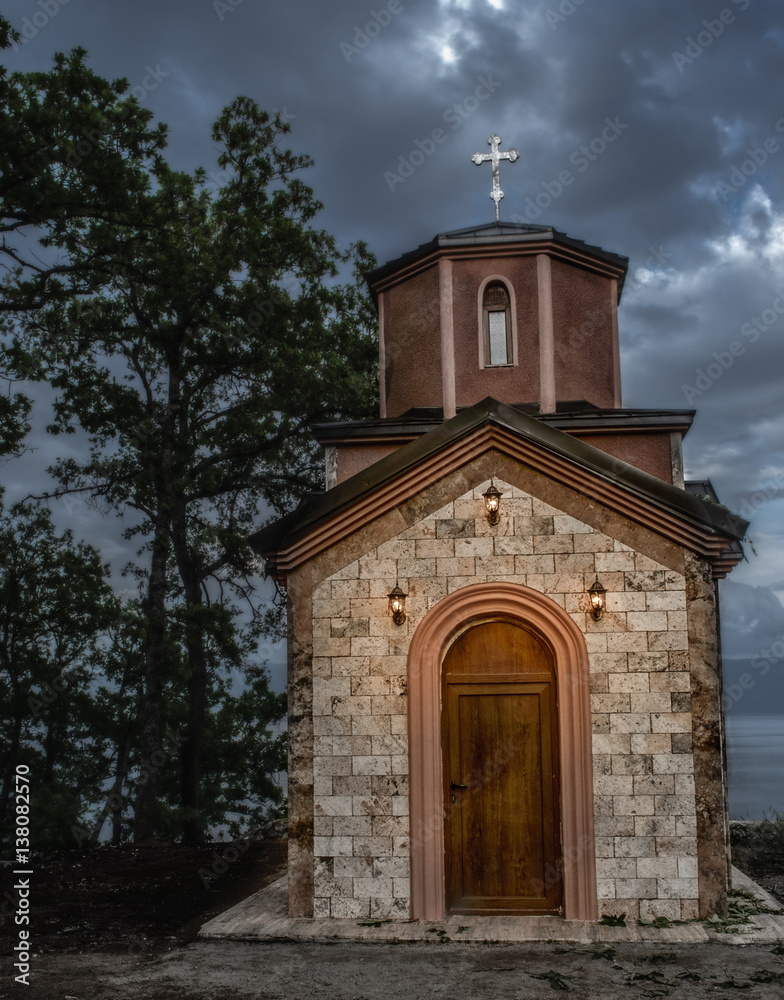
[
  {"xmin": 179, "ymin": 569, "xmax": 208, "ymax": 845},
  {"xmin": 43, "ymin": 713, "xmax": 56, "ymax": 783},
  {"xmin": 172, "ymin": 502, "xmax": 208, "ymax": 846},
  {"xmin": 0, "ymin": 593, "xmax": 22, "ymax": 852},
  {"xmin": 180, "ymin": 628, "xmax": 207, "ymax": 846},
  {"xmin": 91, "ymin": 726, "xmax": 131, "ymax": 847},
  {"xmin": 133, "ymin": 525, "xmax": 169, "ymax": 842}
]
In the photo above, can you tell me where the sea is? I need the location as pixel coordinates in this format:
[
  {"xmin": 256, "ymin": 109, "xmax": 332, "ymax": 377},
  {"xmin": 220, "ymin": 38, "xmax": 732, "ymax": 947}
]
[{"xmin": 726, "ymin": 715, "xmax": 784, "ymax": 819}]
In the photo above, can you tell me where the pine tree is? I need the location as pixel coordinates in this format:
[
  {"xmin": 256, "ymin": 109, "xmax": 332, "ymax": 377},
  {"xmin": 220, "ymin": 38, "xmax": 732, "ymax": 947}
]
[{"xmin": 1, "ymin": 37, "xmax": 376, "ymax": 841}]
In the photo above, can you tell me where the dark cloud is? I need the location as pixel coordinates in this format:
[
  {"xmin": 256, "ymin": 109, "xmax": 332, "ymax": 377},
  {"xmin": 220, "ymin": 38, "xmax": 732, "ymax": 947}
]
[
  {"xmin": 3, "ymin": 0, "xmax": 784, "ymax": 697},
  {"xmin": 720, "ymin": 580, "xmax": 784, "ymax": 659}
]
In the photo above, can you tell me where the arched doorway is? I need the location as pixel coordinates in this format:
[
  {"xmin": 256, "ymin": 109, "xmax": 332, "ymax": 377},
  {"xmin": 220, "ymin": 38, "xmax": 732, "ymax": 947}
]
[
  {"xmin": 407, "ymin": 581, "xmax": 597, "ymax": 921},
  {"xmin": 442, "ymin": 619, "xmax": 562, "ymax": 914}
]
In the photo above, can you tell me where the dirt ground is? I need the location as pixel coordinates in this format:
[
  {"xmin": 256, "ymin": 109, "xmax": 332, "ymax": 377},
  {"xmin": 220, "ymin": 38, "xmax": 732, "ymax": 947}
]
[
  {"xmin": 0, "ymin": 840, "xmax": 288, "ymax": 954},
  {"xmin": 9, "ymin": 938, "xmax": 784, "ymax": 999},
  {"xmin": 1, "ymin": 833, "xmax": 782, "ymax": 999}
]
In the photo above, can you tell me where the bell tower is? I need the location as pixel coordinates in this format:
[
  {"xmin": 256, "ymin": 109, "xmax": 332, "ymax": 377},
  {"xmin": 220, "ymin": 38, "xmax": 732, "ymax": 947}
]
[
  {"xmin": 248, "ymin": 135, "xmax": 749, "ymax": 931},
  {"xmin": 366, "ymin": 221, "xmax": 628, "ymax": 419}
]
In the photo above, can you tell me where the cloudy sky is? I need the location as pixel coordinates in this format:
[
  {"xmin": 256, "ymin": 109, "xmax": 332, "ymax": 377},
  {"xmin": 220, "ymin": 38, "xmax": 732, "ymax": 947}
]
[{"xmin": 3, "ymin": 0, "xmax": 784, "ymax": 734}]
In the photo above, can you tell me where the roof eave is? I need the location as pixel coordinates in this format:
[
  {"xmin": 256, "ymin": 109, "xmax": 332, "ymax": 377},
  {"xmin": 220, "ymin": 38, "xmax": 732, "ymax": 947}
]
[
  {"xmin": 253, "ymin": 399, "xmax": 747, "ymax": 582},
  {"xmin": 365, "ymin": 223, "xmax": 629, "ymax": 304}
]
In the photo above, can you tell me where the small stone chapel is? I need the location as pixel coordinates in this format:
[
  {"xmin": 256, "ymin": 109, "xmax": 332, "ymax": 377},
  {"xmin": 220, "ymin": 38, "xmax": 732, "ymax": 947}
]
[{"xmin": 252, "ymin": 156, "xmax": 747, "ymax": 923}]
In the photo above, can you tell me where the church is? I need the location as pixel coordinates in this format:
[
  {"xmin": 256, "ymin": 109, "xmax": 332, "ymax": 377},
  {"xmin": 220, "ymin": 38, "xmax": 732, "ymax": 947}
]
[{"xmin": 251, "ymin": 141, "xmax": 746, "ymax": 925}]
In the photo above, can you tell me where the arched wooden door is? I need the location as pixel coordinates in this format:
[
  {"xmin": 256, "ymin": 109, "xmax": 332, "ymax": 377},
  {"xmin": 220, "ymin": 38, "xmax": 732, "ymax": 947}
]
[{"xmin": 442, "ymin": 619, "xmax": 562, "ymax": 915}]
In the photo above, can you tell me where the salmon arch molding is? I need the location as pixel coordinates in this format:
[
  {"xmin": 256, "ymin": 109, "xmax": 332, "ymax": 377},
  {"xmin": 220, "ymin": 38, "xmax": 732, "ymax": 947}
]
[{"xmin": 406, "ymin": 580, "xmax": 598, "ymax": 922}]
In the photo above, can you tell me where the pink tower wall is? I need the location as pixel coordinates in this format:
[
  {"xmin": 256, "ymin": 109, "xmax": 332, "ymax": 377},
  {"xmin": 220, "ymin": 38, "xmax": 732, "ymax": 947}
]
[
  {"xmin": 551, "ymin": 259, "xmax": 617, "ymax": 408},
  {"xmin": 452, "ymin": 256, "xmax": 541, "ymax": 409},
  {"xmin": 379, "ymin": 249, "xmax": 620, "ymax": 418},
  {"xmin": 383, "ymin": 266, "xmax": 442, "ymax": 417}
]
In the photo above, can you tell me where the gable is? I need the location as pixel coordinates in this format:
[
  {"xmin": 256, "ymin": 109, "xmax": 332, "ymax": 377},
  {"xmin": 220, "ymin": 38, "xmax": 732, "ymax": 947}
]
[
  {"xmin": 252, "ymin": 399, "xmax": 745, "ymax": 585},
  {"xmin": 306, "ymin": 472, "xmax": 703, "ymax": 922}
]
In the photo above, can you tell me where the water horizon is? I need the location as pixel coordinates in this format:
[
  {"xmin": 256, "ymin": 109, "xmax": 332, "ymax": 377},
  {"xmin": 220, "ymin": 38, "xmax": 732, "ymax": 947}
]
[{"xmin": 726, "ymin": 714, "xmax": 784, "ymax": 820}]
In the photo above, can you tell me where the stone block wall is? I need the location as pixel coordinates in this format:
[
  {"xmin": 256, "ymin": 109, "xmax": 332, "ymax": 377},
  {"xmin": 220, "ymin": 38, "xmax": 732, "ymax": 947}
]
[{"xmin": 305, "ymin": 478, "xmax": 700, "ymax": 921}]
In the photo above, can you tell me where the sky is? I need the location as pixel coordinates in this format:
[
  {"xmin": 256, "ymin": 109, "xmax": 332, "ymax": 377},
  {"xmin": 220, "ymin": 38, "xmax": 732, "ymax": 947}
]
[{"xmin": 3, "ymin": 0, "xmax": 784, "ymax": 756}]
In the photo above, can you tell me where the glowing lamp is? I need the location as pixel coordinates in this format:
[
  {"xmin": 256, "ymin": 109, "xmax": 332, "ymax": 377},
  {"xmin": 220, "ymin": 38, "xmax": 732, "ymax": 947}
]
[
  {"xmin": 388, "ymin": 585, "xmax": 407, "ymax": 626},
  {"xmin": 588, "ymin": 577, "xmax": 607, "ymax": 621},
  {"xmin": 482, "ymin": 482, "xmax": 503, "ymax": 525}
]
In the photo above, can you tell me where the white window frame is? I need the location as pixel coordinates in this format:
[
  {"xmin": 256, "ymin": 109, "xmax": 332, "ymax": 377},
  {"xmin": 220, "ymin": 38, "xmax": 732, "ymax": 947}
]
[{"xmin": 477, "ymin": 275, "xmax": 518, "ymax": 368}]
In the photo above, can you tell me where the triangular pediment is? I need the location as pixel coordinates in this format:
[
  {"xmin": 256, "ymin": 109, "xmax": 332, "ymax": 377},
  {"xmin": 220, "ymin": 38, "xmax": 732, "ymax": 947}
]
[{"xmin": 252, "ymin": 398, "xmax": 745, "ymax": 582}]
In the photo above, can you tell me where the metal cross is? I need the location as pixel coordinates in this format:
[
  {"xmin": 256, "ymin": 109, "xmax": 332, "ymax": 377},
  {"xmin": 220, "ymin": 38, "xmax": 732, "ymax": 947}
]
[{"xmin": 471, "ymin": 134, "xmax": 519, "ymax": 222}]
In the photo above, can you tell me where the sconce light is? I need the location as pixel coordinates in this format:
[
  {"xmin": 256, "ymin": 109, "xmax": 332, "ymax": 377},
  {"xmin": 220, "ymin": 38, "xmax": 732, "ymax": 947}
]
[
  {"xmin": 588, "ymin": 577, "xmax": 606, "ymax": 621},
  {"xmin": 482, "ymin": 481, "xmax": 503, "ymax": 526},
  {"xmin": 388, "ymin": 585, "xmax": 407, "ymax": 626}
]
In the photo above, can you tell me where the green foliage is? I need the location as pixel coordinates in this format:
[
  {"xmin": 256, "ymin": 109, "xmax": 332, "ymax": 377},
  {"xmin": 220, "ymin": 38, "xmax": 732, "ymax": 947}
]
[
  {"xmin": 0, "ymin": 43, "xmax": 378, "ymax": 841},
  {"xmin": 0, "ymin": 14, "xmax": 19, "ymax": 49},
  {"xmin": 586, "ymin": 943, "xmax": 616, "ymax": 960},
  {"xmin": 0, "ymin": 45, "xmax": 166, "ymax": 278},
  {"xmin": 528, "ymin": 970, "xmax": 577, "ymax": 991},
  {"xmin": 0, "ymin": 34, "xmax": 167, "ymax": 456},
  {"xmin": 0, "ymin": 499, "xmax": 119, "ymax": 849},
  {"xmin": 732, "ymin": 811, "xmax": 784, "ymax": 854},
  {"xmin": 701, "ymin": 889, "xmax": 773, "ymax": 934}
]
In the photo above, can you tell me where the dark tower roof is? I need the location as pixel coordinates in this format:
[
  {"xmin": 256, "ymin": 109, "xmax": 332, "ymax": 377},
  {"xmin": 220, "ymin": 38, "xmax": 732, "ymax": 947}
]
[{"xmin": 366, "ymin": 221, "xmax": 629, "ymax": 297}]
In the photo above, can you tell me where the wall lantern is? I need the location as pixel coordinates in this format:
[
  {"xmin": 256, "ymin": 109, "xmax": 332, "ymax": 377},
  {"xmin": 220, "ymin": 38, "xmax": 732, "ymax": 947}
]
[
  {"xmin": 482, "ymin": 482, "xmax": 503, "ymax": 525},
  {"xmin": 588, "ymin": 577, "xmax": 607, "ymax": 621},
  {"xmin": 388, "ymin": 585, "xmax": 407, "ymax": 626}
]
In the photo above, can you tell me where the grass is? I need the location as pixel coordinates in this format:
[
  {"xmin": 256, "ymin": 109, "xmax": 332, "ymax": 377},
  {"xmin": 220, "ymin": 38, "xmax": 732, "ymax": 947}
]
[{"xmin": 731, "ymin": 811, "xmax": 784, "ymax": 852}]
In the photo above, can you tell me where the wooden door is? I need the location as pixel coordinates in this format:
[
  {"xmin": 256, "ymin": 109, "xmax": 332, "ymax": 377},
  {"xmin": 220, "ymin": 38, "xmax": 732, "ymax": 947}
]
[{"xmin": 442, "ymin": 620, "xmax": 562, "ymax": 914}]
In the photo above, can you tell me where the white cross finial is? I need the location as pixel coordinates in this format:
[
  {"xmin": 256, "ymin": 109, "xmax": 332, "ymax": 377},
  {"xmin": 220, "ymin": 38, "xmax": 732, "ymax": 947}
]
[{"xmin": 471, "ymin": 134, "xmax": 519, "ymax": 222}]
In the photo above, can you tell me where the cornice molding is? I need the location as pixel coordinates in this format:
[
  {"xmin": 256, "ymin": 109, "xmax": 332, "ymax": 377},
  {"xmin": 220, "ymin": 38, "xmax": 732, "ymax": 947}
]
[
  {"xmin": 266, "ymin": 424, "xmax": 741, "ymax": 583},
  {"xmin": 368, "ymin": 238, "xmax": 627, "ymax": 299}
]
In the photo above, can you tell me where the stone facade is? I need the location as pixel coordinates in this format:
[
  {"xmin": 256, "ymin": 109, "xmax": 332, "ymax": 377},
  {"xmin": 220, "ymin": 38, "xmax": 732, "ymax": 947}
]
[
  {"xmin": 266, "ymin": 223, "xmax": 742, "ymax": 925},
  {"xmin": 303, "ymin": 474, "xmax": 705, "ymax": 922}
]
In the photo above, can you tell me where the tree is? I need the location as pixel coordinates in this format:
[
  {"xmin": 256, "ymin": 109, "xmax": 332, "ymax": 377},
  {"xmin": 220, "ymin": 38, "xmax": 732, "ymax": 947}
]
[
  {"xmin": 2, "ymin": 46, "xmax": 377, "ymax": 841},
  {"xmin": 0, "ymin": 34, "xmax": 167, "ymax": 294},
  {"xmin": 0, "ymin": 14, "xmax": 167, "ymax": 456},
  {"xmin": 0, "ymin": 499, "xmax": 119, "ymax": 850}
]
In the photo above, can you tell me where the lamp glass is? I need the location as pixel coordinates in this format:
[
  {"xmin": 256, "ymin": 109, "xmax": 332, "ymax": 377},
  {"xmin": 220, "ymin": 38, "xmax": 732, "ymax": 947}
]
[
  {"xmin": 482, "ymin": 482, "xmax": 503, "ymax": 525},
  {"xmin": 388, "ymin": 585, "xmax": 407, "ymax": 625},
  {"xmin": 588, "ymin": 578, "xmax": 606, "ymax": 620}
]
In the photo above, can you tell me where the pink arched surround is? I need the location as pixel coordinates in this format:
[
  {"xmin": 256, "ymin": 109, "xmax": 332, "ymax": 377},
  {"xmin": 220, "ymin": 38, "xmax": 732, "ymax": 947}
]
[
  {"xmin": 407, "ymin": 581, "xmax": 598, "ymax": 921},
  {"xmin": 476, "ymin": 273, "xmax": 519, "ymax": 369}
]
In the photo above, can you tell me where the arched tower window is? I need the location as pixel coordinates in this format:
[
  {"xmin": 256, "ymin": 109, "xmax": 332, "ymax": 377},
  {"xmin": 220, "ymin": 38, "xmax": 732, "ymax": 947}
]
[{"xmin": 483, "ymin": 281, "xmax": 512, "ymax": 366}]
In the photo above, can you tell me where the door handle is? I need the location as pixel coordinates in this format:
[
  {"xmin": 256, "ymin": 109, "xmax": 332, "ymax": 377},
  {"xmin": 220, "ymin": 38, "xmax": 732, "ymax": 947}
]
[{"xmin": 451, "ymin": 781, "xmax": 468, "ymax": 790}]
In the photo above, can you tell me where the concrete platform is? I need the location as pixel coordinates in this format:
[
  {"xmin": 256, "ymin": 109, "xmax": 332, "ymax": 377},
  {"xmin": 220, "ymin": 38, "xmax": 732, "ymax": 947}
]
[{"xmin": 199, "ymin": 866, "xmax": 784, "ymax": 946}]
